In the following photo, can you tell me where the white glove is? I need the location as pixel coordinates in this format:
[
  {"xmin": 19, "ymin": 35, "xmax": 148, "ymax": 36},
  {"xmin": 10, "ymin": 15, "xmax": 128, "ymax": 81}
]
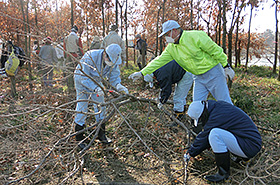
[
  {"xmin": 184, "ymin": 153, "xmax": 191, "ymax": 163},
  {"xmin": 128, "ymin": 71, "xmax": 143, "ymax": 82},
  {"xmin": 224, "ymin": 67, "xmax": 235, "ymax": 80},
  {"xmin": 116, "ymin": 83, "xmax": 129, "ymax": 94},
  {"xmin": 157, "ymin": 102, "xmax": 163, "ymax": 110},
  {"xmin": 95, "ymin": 87, "xmax": 104, "ymax": 97}
]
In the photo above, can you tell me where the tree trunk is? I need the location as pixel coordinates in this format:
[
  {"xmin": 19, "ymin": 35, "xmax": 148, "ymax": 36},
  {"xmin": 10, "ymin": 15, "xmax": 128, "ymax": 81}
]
[
  {"xmin": 141, "ymin": 42, "xmax": 146, "ymax": 68},
  {"xmin": 222, "ymin": 0, "xmax": 227, "ymax": 54},
  {"xmin": 85, "ymin": 12, "xmax": 89, "ymax": 50},
  {"xmin": 156, "ymin": 7, "xmax": 161, "ymax": 57},
  {"xmin": 102, "ymin": 0, "xmax": 105, "ymax": 37},
  {"xmin": 235, "ymin": 16, "xmax": 240, "ymax": 68},
  {"xmin": 245, "ymin": 5, "xmax": 253, "ymax": 71},
  {"xmin": 125, "ymin": 0, "xmax": 128, "ymax": 68},
  {"xmin": 228, "ymin": 31, "xmax": 233, "ymax": 66},
  {"xmin": 215, "ymin": 0, "xmax": 222, "ymax": 44},
  {"xmin": 273, "ymin": 0, "xmax": 278, "ymax": 74},
  {"xmin": 190, "ymin": 0, "xmax": 194, "ymax": 29},
  {"xmin": 71, "ymin": 0, "xmax": 74, "ymax": 27},
  {"xmin": 196, "ymin": 1, "xmax": 200, "ymax": 30},
  {"xmin": 26, "ymin": 0, "xmax": 33, "ymax": 91},
  {"xmin": 10, "ymin": 76, "xmax": 16, "ymax": 97},
  {"xmin": 160, "ymin": 0, "xmax": 166, "ymax": 55},
  {"xmin": 115, "ymin": 0, "xmax": 118, "ymax": 27}
]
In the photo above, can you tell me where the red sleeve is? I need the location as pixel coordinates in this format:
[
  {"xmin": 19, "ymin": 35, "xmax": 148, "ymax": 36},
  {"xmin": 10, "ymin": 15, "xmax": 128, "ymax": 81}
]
[{"xmin": 78, "ymin": 38, "xmax": 84, "ymax": 55}]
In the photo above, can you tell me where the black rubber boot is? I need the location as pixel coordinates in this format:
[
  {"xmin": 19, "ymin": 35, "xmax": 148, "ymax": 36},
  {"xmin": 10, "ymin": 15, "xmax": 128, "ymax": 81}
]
[
  {"xmin": 97, "ymin": 123, "xmax": 112, "ymax": 144},
  {"xmin": 75, "ymin": 124, "xmax": 87, "ymax": 149},
  {"xmin": 204, "ymin": 151, "xmax": 231, "ymax": 183},
  {"xmin": 137, "ymin": 63, "xmax": 142, "ymax": 70}
]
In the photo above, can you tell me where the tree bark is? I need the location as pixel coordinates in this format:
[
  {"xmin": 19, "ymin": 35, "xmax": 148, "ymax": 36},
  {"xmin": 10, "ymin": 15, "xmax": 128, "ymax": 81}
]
[
  {"xmin": 222, "ymin": 0, "xmax": 227, "ymax": 54},
  {"xmin": 245, "ymin": 5, "xmax": 253, "ymax": 71},
  {"xmin": 71, "ymin": 0, "xmax": 74, "ymax": 27},
  {"xmin": 235, "ymin": 17, "xmax": 240, "ymax": 68},
  {"xmin": 26, "ymin": 0, "xmax": 33, "ymax": 91},
  {"xmin": 159, "ymin": 0, "xmax": 166, "ymax": 55},
  {"xmin": 125, "ymin": 0, "xmax": 128, "ymax": 68},
  {"xmin": 102, "ymin": 0, "xmax": 105, "ymax": 37},
  {"xmin": 190, "ymin": 0, "xmax": 194, "ymax": 29},
  {"xmin": 115, "ymin": 0, "xmax": 118, "ymax": 27},
  {"xmin": 273, "ymin": 0, "xmax": 278, "ymax": 74}
]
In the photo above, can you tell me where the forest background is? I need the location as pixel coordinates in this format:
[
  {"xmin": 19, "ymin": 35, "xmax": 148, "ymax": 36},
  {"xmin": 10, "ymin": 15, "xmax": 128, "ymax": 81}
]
[{"xmin": 0, "ymin": 0, "xmax": 279, "ymax": 185}]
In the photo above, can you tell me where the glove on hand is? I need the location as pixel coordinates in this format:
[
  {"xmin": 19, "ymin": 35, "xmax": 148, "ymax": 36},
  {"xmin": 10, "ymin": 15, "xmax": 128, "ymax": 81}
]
[
  {"xmin": 184, "ymin": 153, "xmax": 191, "ymax": 163},
  {"xmin": 157, "ymin": 102, "xmax": 163, "ymax": 110},
  {"xmin": 95, "ymin": 87, "xmax": 104, "ymax": 97},
  {"xmin": 116, "ymin": 83, "xmax": 129, "ymax": 94},
  {"xmin": 128, "ymin": 71, "xmax": 143, "ymax": 82},
  {"xmin": 224, "ymin": 67, "xmax": 235, "ymax": 80}
]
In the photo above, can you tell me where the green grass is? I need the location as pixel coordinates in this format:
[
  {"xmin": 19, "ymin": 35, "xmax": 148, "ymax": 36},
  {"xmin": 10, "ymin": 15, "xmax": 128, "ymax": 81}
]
[{"xmin": 231, "ymin": 65, "xmax": 280, "ymax": 129}]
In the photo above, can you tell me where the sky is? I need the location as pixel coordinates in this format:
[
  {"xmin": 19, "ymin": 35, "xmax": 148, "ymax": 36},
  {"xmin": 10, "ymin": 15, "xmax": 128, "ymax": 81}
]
[{"xmin": 245, "ymin": 0, "xmax": 276, "ymax": 33}]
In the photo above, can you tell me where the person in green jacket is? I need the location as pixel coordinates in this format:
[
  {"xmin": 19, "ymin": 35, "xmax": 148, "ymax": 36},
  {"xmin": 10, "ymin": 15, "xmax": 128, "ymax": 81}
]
[{"xmin": 129, "ymin": 20, "xmax": 235, "ymax": 105}]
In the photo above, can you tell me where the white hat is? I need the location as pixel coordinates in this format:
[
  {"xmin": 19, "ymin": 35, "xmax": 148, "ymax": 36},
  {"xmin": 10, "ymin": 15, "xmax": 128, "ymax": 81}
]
[
  {"xmin": 159, "ymin": 20, "xmax": 180, "ymax": 38},
  {"xmin": 105, "ymin": 44, "xmax": 122, "ymax": 65},
  {"xmin": 187, "ymin": 101, "xmax": 204, "ymax": 127},
  {"xmin": 144, "ymin": 74, "xmax": 154, "ymax": 83}
]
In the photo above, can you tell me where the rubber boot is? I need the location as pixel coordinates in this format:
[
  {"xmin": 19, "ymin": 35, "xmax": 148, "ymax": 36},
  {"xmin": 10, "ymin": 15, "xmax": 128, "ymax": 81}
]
[
  {"xmin": 137, "ymin": 63, "xmax": 142, "ymax": 70},
  {"xmin": 204, "ymin": 151, "xmax": 230, "ymax": 183},
  {"xmin": 75, "ymin": 124, "xmax": 87, "ymax": 149},
  {"xmin": 97, "ymin": 123, "xmax": 112, "ymax": 144}
]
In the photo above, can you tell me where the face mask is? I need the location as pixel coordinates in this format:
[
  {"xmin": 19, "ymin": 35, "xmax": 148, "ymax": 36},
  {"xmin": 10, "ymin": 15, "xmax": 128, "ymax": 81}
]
[
  {"xmin": 104, "ymin": 54, "xmax": 114, "ymax": 66},
  {"xmin": 165, "ymin": 36, "xmax": 175, "ymax": 43},
  {"xmin": 165, "ymin": 30, "xmax": 174, "ymax": 43},
  {"xmin": 105, "ymin": 59, "xmax": 114, "ymax": 66}
]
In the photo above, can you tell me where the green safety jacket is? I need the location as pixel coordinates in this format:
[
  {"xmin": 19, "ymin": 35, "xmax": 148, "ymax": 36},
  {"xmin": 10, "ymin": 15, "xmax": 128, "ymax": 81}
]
[{"xmin": 141, "ymin": 30, "xmax": 227, "ymax": 76}]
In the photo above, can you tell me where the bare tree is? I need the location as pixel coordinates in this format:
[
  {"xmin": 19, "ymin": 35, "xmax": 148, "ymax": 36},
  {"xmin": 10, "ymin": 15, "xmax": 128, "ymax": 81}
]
[{"xmin": 273, "ymin": 0, "xmax": 278, "ymax": 74}]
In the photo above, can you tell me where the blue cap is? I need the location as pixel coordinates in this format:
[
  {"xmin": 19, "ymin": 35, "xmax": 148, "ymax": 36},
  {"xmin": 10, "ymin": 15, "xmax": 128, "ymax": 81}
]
[
  {"xmin": 187, "ymin": 101, "xmax": 204, "ymax": 127},
  {"xmin": 159, "ymin": 20, "xmax": 180, "ymax": 38},
  {"xmin": 105, "ymin": 44, "xmax": 122, "ymax": 65}
]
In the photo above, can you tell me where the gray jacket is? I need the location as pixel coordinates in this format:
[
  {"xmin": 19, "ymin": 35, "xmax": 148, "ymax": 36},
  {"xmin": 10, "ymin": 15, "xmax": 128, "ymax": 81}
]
[{"xmin": 39, "ymin": 44, "xmax": 58, "ymax": 65}]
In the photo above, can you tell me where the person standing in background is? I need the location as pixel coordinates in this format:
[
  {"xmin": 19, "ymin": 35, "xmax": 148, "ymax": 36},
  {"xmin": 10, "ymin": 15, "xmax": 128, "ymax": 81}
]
[
  {"xmin": 135, "ymin": 34, "xmax": 147, "ymax": 70},
  {"xmin": 56, "ymin": 38, "xmax": 65, "ymax": 68},
  {"xmin": 90, "ymin": 36, "xmax": 101, "ymax": 50},
  {"xmin": 38, "ymin": 37, "xmax": 58, "ymax": 88},
  {"xmin": 64, "ymin": 25, "xmax": 84, "ymax": 92},
  {"xmin": 101, "ymin": 25, "xmax": 126, "ymax": 65}
]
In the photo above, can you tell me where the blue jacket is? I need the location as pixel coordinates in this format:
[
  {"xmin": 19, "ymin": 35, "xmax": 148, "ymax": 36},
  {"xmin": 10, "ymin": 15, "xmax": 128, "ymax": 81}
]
[
  {"xmin": 74, "ymin": 49, "xmax": 121, "ymax": 92},
  {"xmin": 154, "ymin": 60, "xmax": 186, "ymax": 104},
  {"xmin": 187, "ymin": 100, "xmax": 262, "ymax": 159}
]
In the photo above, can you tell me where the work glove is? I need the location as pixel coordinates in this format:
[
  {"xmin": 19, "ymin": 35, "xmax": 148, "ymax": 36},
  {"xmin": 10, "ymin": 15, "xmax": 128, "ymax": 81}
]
[
  {"xmin": 116, "ymin": 83, "xmax": 129, "ymax": 94},
  {"xmin": 224, "ymin": 65, "xmax": 235, "ymax": 80},
  {"xmin": 128, "ymin": 71, "xmax": 143, "ymax": 82},
  {"xmin": 157, "ymin": 102, "xmax": 163, "ymax": 110},
  {"xmin": 184, "ymin": 153, "xmax": 191, "ymax": 163},
  {"xmin": 95, "ymin": 87, "xmax": 104, "ymax": 97}
]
